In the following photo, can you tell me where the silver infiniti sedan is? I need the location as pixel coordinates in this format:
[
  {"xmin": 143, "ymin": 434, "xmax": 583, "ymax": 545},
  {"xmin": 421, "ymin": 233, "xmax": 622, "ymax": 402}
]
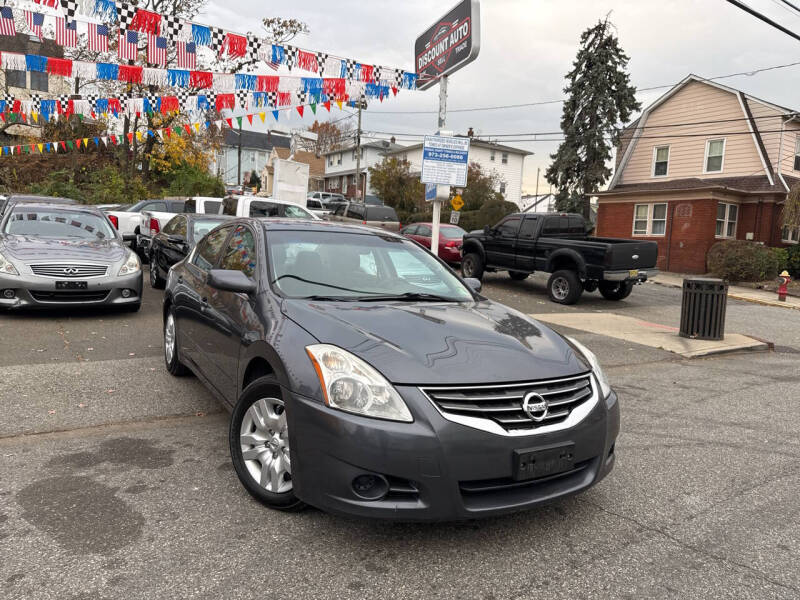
[{"xmin": 0, "ymin": 202, "xmax": 143, "ymax": 311}]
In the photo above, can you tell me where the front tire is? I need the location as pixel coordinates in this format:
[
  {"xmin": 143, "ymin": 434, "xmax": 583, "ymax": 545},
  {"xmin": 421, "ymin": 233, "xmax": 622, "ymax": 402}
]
[
  {"xmin": 599, "ymin": 281, "xmax": 634, "ymax": 301},
  {"xmin": 461, "ymin": 252, "xmax": 484, "ymax": 280},
  {"xmin": 149, "ymin": 259, "xmax": 165, "ymax": 289},
  {"xmin": 509, "ymin": 271, "xmax": 529, "ymax": 281},
  {"xmin": 229, "ymin": 376, "xmax": 305, "ymax": 512},
  {"xmin": 164, "ymin": 308, "xmax": 188, "ymax": 376},
  {"xmin": 547, "ymin": 270, "xmax": 583, "ymax": 305}
]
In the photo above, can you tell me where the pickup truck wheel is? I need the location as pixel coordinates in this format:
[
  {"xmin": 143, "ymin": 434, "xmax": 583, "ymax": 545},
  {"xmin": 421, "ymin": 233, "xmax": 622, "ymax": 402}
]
[
  {"xmin": 547, "ymin": 270, "xmax": 583, "ymax": 305},
  {"xmin": 508, "ymin": 271, "xmax": 529, "ymax": 281},
  {"xmin": 461, "ymin": 253, "xmax": 484, "ymax": 280},
  {"xmin": 599, "ymin": 281, "xmax": 634, "ymax": 301}
]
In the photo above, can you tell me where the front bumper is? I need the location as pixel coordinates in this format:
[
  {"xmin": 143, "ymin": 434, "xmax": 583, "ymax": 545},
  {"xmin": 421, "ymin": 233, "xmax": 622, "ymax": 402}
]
[
  {"xmin": 287, "ymin": 385, "xmax": 619, "ymax": 521},
  {"xmin": 603, "ymin": 268, "xmax": 659, "ymax": 282},
  {"xmin": 0, "ymin": 271, "xmax": 143, "ymax": 309}
]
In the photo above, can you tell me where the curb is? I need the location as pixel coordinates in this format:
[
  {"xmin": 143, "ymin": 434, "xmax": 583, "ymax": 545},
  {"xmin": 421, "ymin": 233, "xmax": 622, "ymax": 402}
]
[{"xmin": 649, "ymin": 279, "xmax": 800, "ymax": 312}]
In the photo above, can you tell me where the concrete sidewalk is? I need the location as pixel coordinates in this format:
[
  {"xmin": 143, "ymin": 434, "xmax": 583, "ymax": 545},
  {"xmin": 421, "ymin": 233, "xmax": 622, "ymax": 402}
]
[
  {"xmin": 651, "ymin": 272, "xmax": 800, "ymax": 311},
  {"xmin": 531, "ymin": 312, "xmax": 770, "ymax": 358}
]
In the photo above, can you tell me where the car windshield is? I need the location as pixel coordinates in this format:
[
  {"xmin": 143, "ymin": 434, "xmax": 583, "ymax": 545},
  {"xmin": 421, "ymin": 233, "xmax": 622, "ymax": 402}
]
[
  {"xmin": 3, "ymin": 208, "xmax": 115, "ymax": 240},
  {"xmin": 440, "ymin": 226, "xmax": 466, "ymax": 239},
  {"xmin": 267, "ymin": 230, "xmax": 474, "ymax": 301},
  {"xmin": 192, "ymin": 219, "xmax": 227, "ymax": 239}
]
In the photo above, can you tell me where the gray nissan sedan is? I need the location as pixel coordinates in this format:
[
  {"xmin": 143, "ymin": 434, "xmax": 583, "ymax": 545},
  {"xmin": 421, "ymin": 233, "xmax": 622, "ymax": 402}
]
[
  {"xmin": 0, "ymin": 203, "xmax": 143, "ymax": 310},
  {"xmin": 163, "ymin": 219, "xmax": 619, "ymax": 520}
]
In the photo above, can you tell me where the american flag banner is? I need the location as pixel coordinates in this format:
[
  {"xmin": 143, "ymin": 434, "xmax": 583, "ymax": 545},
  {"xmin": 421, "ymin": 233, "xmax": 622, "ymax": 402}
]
[
  {"xmin": 0, "ymin": 7, "xmax": 15, "ymax": 37},
  {"xmin": 118, "ymin": 28, "xmax": 139, "ymax": 61},
  {"xmin": 147, "ymin": 33, "xmax": 167, "ymax": 66},
  {"xmin": 88, "ymin": 23, "xmax": 110, "ymax": 52},
  {"xmin": 176, "ymin": 41, "xmax": 196, "ymax": 69},
  {"xmin": 55, "ymin": 17, "xmax": 77, "ymax": 47},
  {"xmin": 25, "ymin": 11, "xmax": 45, "ymax": 39}
]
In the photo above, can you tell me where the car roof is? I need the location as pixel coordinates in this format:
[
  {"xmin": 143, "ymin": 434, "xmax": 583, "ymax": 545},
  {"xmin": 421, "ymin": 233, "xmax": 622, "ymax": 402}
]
[
  {"xmin": 8, "ymin": 194, "xmax": 77, "ymax": 204},
  {"xmin": 410, "ymin": 222, "xmax": 461, "ymax": 228},
  {"xmin": 257, "ymin": 218, "xmax": 404, "ymax": 238},
  {"xmin": 184, "ymin": 213, "xmax": 236, "ymax": 222},
  {"xmin": 7, "ymin": 202, "xmax": 102, "ymax": 214}
]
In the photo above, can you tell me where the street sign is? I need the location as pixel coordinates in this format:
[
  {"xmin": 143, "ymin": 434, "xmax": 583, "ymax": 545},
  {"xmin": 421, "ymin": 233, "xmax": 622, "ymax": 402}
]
[
  {"xmin": 421, "ymin": 135, "xmax": 470, "ymax": 187},
  {"xmin": 415, "ymin": 0, "xmax": 481, "ymax": 91},
  {"xmin": 451, "ymin": 194, "xmax": 464, "ymax": 211},
  {"xmin": 425, "ymin": 183, "xmax": 437, "ymax": 203},
  {"xmin": 449, "ymin": 211, "xmax": 461, "ymax": 225}
]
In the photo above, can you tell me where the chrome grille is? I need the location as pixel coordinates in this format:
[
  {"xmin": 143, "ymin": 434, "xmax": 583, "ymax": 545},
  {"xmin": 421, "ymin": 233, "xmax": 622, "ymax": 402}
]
[
  {"xmin": 30, "ymin": 264, "xmax": 108, "ymax": 278},
  {"xmin": 420, "ymin": 373, "xmax": 595, "ymax": 436}
]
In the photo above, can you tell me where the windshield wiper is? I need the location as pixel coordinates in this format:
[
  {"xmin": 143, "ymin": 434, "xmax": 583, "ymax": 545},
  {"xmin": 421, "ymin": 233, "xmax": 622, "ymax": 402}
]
[
  {"xmin": 352, "ymin": 292, "xmax": 462, "ymax": 302},
  {"xmin": 300, "ymin": 295, "xmax": 358, "ymax": 302}
]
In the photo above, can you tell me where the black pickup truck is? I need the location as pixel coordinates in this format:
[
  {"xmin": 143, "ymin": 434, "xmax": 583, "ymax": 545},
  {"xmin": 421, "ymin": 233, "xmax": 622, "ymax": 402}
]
[{"xmin": 461, "ymin": 212, "xmax": 659, "ymax": 304}]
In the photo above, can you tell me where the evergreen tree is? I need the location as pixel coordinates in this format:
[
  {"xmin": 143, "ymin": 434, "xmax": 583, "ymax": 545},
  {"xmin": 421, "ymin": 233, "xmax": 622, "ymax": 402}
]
[{"xmin": 545, "ymin": 18, "xmax": 640, "ymax": 218}]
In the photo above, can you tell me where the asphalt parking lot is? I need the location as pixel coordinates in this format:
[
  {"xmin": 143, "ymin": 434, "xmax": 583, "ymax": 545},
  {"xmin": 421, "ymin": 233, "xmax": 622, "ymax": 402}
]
[{"xmin": 1, "ymin": 269, "xmax": 799, "ymax": 599}]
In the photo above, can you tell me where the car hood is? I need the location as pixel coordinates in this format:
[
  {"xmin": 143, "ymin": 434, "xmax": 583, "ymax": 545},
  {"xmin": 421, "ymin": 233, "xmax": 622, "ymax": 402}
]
[
  {"xmin": 282, "ymin": 299, "xmax": 589, "ymax": 385},
  {"xmin": 0, "ymin": 235, "xmax": 127, "ymax": 264}
]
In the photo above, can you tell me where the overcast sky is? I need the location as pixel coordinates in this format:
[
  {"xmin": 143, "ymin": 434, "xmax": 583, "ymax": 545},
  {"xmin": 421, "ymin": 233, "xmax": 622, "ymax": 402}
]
[{"xmin": 200, "ymin": 0, "xmax": 800, "ymax": 193}]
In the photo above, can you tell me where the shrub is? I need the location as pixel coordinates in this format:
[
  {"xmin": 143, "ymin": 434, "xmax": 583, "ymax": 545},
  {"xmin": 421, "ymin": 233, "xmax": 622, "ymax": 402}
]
[
  {"xmin": 165, "ymin": 164, "xmax": 225, "ymax": 197},
  {"xmin": 786, "ymin": 244, "xmax": 800, "ymax": 278},
  {"xmin": 707, "ymin": 240, "xmax": 784, "ymax": 282}
]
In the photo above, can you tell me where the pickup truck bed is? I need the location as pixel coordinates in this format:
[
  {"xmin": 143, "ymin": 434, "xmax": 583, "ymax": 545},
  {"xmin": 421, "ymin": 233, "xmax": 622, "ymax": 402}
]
[{"xmin": 461, "ymin": 212, "xmax": 659, "ymax": 304}]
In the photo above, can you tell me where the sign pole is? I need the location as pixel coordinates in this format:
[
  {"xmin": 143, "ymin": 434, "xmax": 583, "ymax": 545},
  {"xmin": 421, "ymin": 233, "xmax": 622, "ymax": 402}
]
[{"xmin": 431, "ymin": 75, "xmax": 449, "ymax": 257}]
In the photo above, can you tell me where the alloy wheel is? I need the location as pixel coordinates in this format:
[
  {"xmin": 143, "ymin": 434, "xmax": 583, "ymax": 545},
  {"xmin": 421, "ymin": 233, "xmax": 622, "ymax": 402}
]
[
  {"xmin": 150, "ymin": 264, "xmax": 157, "ymax": 286},
  {"xmin": 552, "ymin": 277, "xmax": 570, "ymax": 301},
  {"xmin": 239, "ymin": 398, "xmax": 292, "ymax": 493},
  {"xmin": 463, "ymin": 256, "xmax": 475, "ymax": 278},
  {"xmin": 164, "ymin": 314, "xmax": 176, "ymax": 364}
]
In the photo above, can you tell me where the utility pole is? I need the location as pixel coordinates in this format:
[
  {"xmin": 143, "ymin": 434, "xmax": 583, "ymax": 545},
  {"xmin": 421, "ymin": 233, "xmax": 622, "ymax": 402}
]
[
  {"xmin": 236, "ymin": 121, "xmax": 243, "ymax": 186},
  {"xmin": 535, "ymin": 167, "xmax": 540, "ymax": 200},
  {"xmin": 354, "ymin": 98, "xmax": 363, "ymax": 201},
  {"xmin": 430, "ymin": 75, "xmax": 448, "ymax": 257}
]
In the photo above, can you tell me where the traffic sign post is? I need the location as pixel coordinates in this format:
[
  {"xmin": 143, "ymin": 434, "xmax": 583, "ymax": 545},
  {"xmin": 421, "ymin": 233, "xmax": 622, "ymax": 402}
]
[{"xmin": 421, "ymin": 134, "xmax": 469, "ymax": 256}]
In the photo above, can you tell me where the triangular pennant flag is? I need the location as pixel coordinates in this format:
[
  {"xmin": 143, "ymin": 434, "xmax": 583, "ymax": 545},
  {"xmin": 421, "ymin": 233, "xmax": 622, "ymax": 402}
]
[
  {"xmin": 75, "ymin": 139, "xmax": 81, "ymax": 149},
  {"xmin": 102, "ymin": 137, "xmax": 108, "ymax": 146},
  {"xmin": 83, "ymin": 138, "xmax": 89, "ymax": 147},
  {"xmin": 183, "ymin": 124, "xmax": 192, "ymax": 135},
  {"xmin": 391, "ymin": 86, "xmax": 398, "ymax": 96},
  {"xmin": 136, "ymin": 131, "xmax": 143, "ymax": 141},
  {"xmin": 225, "ymin": 118, "xmax": 233, "ymax": 129},
  {"xmin": 127, "ymin": 133, "xmax": 134, "ymax": 144},
  {"xmin": 174, "ymin": 126, "xmax": 182, "ymax": 137},
  {"xmin": 272, "ymin": 110, "xmax": 279, "ymax": 121},
  {"xmin": 165, "ymin": 127, "xmax": 172, "ymax": 137},
  {"xmin": 215, "ymin": 119, "xmax": 223, "ymax": 129},
  {"xmin": 236, "ymin": 116, "xmax": 243, "ymax": 128},
  {"xmin": 66, "ymin": 141, "xmax": 74, "ymax": 150},
  {"xmin": 156, "ymin": 130, "xmax": 164, "ymax": 140},
  {"xmin": 77, "ymin": 114, "xmax": 83, "ymax": 122},
  {"xmin": 37, "ymin": 143, "xmax": 43, "ymax": 153},
  {"xmin": 246, "ymin": 114, "xmax": 253, "ymax": 125},
  {"xmin": 310, "ymin": 103, "xmax": 317, "ymax": 114},
  {"xmin": 336, "ymin": 100, "xmax": 343, "ymax": 110},
  {"xmin": 204, "ymin": 121, "xmax": 211, "ymax": 129},
  {"xmin": 93, "ymin": 137, "xmax": 100, "ymax": 147},
  {"xmin": 194, "ymin": 122, "xmax": 200, "ymax": 132},
  {"xmin": 324, "ymin": 101, "xmax": 331, "ymax": 112},
  {"xmin": 32, "ymin": 113, "xmax": 39, "ymax": 123},
  {"xmin": 60, "ymin": 141, "xmax": 66, "ymax": 151},
  {"xmin": 258, "ymin": 112, "xmax": 265, "ymax": 123},
  {"xmin": 110, "ymin": 135, "xmax": 117, "ymax": 146},
  {"xmin": 296, "ymin": 106, "xmax": 304, "ymax": 118},
  {"xmin": 147, "ymin": 130, "xmax": 154, "ymax": 138}
]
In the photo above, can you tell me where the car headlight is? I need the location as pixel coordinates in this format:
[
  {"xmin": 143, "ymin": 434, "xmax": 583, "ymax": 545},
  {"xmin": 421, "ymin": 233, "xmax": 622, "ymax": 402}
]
[
  {"xmin": 0, "ymin": 250, "xmax": 19, "ymax": 276},
  {"xmin": 566, "ymin": 336, "xmax": 611, "ymax": 398},
  {"xmin": 306, "ymin": 344, "xmax": 413, "ymax": 422},
  {"xmin": 118, "ymin": 251, "xmax": 141, "ymax": 276}
]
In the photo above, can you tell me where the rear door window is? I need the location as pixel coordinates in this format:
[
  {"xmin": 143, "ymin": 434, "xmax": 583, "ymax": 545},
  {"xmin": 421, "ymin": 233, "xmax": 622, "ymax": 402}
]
[
  {"xmin": 346, "ymin": 205, "xmax": 365, "ymax": 220},
  {"xmin": 184, "ymin": 199, "xmax": 196, "ymax": 213},
  {"xmin": 416, "ymin": 225, "xmax": 432, "ymax": 237},
  {"xmin": 542, "ymin": 217, "xmax": 566, "ymax": 237},
  {"xmin": 191, "ymin": 226, "xmax": 231, "ymax": 271},
  {"xmin": 365, "ymin": 207, "xmax": 398, "ymax": 222},
  {"xmin": 146, "ymin": 201, "xmax": 167, "ymax": 212},
  {"xmin": 222, "ymin": 196, "xmax": 238, "ymax": 215},
  {"xmin": 402, "ymin": 225, "xmax": 419, "ymax": 235},
  {"xmin": 568, "ymin": 216, "xmax": 585, "ymax": 235},
  {"xmin": 249, "ymin": 201, "xmax": 281, "ymax": 218},
  {"xmin": 519, "ymin": 217, "xmax": 537, "ymax": 239},
  {"xmin": 203, "ymin": 201, "xmax": 221, "ymax": 215}
]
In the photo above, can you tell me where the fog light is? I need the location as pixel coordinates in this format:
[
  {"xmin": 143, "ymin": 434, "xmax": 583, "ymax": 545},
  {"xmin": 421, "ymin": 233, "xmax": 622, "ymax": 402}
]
[
  {"xmin": 121, "ymin": 289, "xmax": 131, "ymax": 298},
  {"xmin": 2, "ymin": 289, "xmax": 14, "ymax": 299},
  {"xmin": 351, "ymin": 473, "xmax": 389, "ymax": 501}
]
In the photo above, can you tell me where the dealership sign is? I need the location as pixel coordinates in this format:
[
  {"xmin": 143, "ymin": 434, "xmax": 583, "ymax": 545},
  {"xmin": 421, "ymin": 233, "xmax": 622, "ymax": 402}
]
[{"xmin": 415, "ymin": 0, "xmax": 481, "ymax": 90}]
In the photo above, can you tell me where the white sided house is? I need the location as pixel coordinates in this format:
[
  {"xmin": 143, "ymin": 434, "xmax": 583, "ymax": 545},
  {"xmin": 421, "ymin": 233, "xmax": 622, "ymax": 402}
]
[
  {"xmin": 382, "ymin": 136, "xmax": 531, "ymax": 207},
  {"xmin": 323, "ymin": 139, "xmax": 407, "ymax": 200}
]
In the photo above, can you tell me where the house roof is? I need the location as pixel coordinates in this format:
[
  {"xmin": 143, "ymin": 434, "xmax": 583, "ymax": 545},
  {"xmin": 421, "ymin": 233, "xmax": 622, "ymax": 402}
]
[
  {"xmin": 610, "ymin": 74, "xmax": 799, "ymax": 192},
  {"xmin": 383, "ymin": 137, "xmax": 533, "ymax": 157},
  {"xmin": 222, "ymin": 130, "xmax": 291, "ymax": 151},
  {"xmin": 322, "ymin": 140, "xmax": 407, "ymax": 156},
  {"xmin": 598, "ymin": 175, "xmax": 797, "ymax": 197},
  {"xmin": 266, "ymin": 148, "xmax": 325, "ymax": 178}
]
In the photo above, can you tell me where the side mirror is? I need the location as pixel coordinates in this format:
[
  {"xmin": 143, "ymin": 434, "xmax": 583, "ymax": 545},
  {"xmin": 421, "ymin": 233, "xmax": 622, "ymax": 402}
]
[
  {"xmin": 207, "ymin": 269, "xmax": 257, "ymax": 294},
  {"xmin": 464, "ymin": 278, "xmax": 482, "ymax": 293},
  {"xmin": 166, "ymin": 234, "xmax": 186, "ymax": 245},
  {"xmin": 483, "ymin": 225, "xmax": 491, "ymax": 235}
]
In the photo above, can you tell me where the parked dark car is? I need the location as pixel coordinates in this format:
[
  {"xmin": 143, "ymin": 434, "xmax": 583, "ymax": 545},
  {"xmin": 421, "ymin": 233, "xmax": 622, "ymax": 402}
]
[
  {"xmin": 149, "ymin": 214, "xmax": 235, "ymax": 288},
  {"xmin": 0, "ymin": 203, "xmax": 142, "ymax": 310},
  {"xmin": 363, "ymin": 194, "xmax": 384, "ymax": 206},
  {"xmin": 461, "ymin": 212, "xmax": 659, "ymax": 304},
  {"xmin": 329, "ymin": 202, "xmax": 400, "ymax": 231},
  {"xmin": 162, "ymin": 219, "xmax": 619, "ymax": 520},
  {"xmin": 401, "ymin": 222, "xmax": 466, "ymax": 265}
]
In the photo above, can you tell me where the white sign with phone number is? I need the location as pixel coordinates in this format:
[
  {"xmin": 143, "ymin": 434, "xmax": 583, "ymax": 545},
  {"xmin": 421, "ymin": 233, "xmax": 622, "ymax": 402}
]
[{"xmin": 421, "ymin": 135, "xmax": 470, "ymax": 187}]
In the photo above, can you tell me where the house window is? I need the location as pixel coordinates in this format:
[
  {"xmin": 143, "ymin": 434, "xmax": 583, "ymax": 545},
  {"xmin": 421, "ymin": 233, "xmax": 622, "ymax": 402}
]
[
  {"xmin": 652, "ymin": 146, "xmax": 670, "ymax": 177},
  {"xmin": 782, "ymin": 227, "xmax": 799, "ymax": 243},
  {"xmin": 704, "ymin": 139, "xmax": 725, "ymax": 173},
  {"xmin": 337, "ymin": 153, "xmax": 342, "ymax": 166},
  {"xmin": 5, "ymin": 69, "xmax": 26, "ymax": 88},
  {"xmin": 499, "ymin": 182, "xmax": 506, "ymax": 195},
  {"xmin": 794, "ymin": 137, "xmax": 800, "ymax": 171},
  {"xmin": 490, "ymin": 151, "xmax": 495, "ymax": 162},
  {"xmin": 632, "ymin": 203, "xmax": 667, "ymax": 236},
  {"xmin": 501, "ymin": 152, "xmax": 508, "ymax": 164},
  {"xmin": 716, "ymin": 203, "xmax": 738, "ymax": 238},
  {"xmin": 30, "ymin": 71, "xmax": 48, "ymax": 92},
  {"xmin": 328, "ymin": 156, "xmax": 333, "ymax": 167}
]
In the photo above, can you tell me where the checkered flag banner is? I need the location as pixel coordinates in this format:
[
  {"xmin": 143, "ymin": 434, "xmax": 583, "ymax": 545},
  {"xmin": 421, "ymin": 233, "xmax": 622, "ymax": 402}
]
[
  {"xmin": 343, "ymin": 59, "xmax": 356, "ymax": 81},
  {"xmin": 284, "ymin": 45, "xmax": 297, "ymax": 71},
  {"xmin": 59, "ymin": 0, "xmax": 78, "ymax": 24},
  {"xmin": 393, "ymin": 69, "xmax": 405, "ymax": 88},
  {"xmin": 373, "ymin": 66, "xmax": 382, "ymax": 84},
  {"xmin": 163, "ymin": 14, "xmax": 183, "ymax": 42},
  {"xmin": 297, "ymin": 90, "xmax": 307, "ymax": 106},
  {"xmin": 235, "ymin": 89, "xmax": 248, "ymax": 109},
  {"xmin": 247, "ymin": 34, "xmax": 262, "ymax": 61},
  {"xmin": 175, "ymin": 89, "xmax": 189, "ymax": 110},
  {"xmin": 116, "ymin": 1, "xmax": 136, "ymax": 30},
  {"xmin": 145, "ymin": 92, "xmax": 158, "ymax": 112},
  {"xmin": 85, "ymin": 93, "xmax": 97, "ymax": 111},
  {"xmin": 210, "ymin": 26, "xmax": 225, "ymax": 54},
  {"xmin": 58, "ymin": 94, "xmax": 70, "ymax": 109},
  {"xmin": 30, "ymin": 94, "xmax": 40, "ymax": 112}
]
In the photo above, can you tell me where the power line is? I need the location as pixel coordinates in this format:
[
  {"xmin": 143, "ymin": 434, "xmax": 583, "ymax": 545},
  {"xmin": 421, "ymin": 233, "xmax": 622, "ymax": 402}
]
[
  {"xmin": 361, "ymin": 60, "xmax": 800, "ymax": 116},
  {"xmin": 779, "ymin": 0, "xmax": 800, "ymax": 14},
  {"xmin": 724, "ymin": 0, "xmax": 800, "ymax": 42}
]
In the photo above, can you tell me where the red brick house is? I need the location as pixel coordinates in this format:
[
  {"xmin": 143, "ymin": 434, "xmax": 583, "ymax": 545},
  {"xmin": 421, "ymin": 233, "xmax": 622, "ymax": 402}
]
[{"xmin": 596, "ymin": 75, "xmax": 800, "ymax": 273}]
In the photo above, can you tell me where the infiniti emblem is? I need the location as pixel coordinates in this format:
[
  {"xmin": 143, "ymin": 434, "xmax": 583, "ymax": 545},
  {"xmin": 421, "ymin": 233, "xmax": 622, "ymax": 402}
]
[
  {"xmin": 522, "ymin": 392, "xmax": 549, "ymax": 422},
  {"xmin": 63, "ymin": 267, "xmax": 79, "ymax": 275}
]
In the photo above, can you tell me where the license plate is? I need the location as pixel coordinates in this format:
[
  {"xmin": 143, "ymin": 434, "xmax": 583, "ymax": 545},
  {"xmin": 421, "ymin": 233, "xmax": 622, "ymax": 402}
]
[
  {"xmin": 629, "ymin": 269, "xmax": 639, "ymax": 278},
  {"xmin": 56, "ymin": 281, "xmax": 88, "ymax": 290},
  {"xmin": 513, "ymin": 443, "xmax": 575, "ymax": 481}
]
